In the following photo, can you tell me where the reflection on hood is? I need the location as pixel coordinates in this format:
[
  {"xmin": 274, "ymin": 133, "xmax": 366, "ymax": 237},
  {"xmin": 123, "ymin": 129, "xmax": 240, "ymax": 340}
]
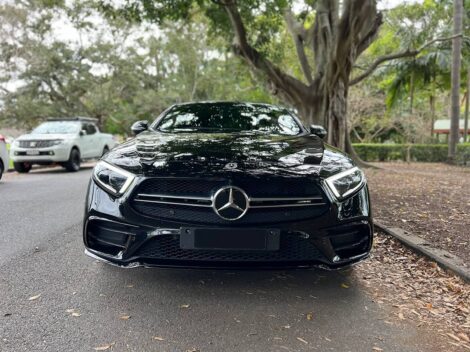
[{"xmin": 105, "ymin": 131, "xmax": 353, "ymax": 179}]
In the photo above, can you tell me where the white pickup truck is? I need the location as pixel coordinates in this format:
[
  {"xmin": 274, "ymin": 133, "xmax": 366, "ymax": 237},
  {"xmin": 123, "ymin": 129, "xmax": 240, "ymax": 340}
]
[{"xmin": 10, "ymin": 117, "xmax": 117, "ymax": 172}]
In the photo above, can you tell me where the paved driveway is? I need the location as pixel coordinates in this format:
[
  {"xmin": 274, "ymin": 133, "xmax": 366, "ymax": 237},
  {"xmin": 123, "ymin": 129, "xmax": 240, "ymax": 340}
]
[{"xmin": 0, "ymin": 168, "xmax": 442, "ymax": 351}]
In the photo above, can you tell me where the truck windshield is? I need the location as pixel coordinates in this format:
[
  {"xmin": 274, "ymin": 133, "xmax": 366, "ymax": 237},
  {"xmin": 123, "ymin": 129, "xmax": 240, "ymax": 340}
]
[
  {"xmin": 155, "ymin": 103, "xmax": 302, "ymax": 136},
  {"xmin": 32, "ymin": 122, "xmax": 80, "ymax": 134}
]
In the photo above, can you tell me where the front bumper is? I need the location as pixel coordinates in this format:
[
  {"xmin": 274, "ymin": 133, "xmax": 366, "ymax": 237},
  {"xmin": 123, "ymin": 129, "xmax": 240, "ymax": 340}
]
[
  {"xmin": 83, "ymin": 179, "xmax": 373, "ymax": 269},
  {"xmin": 10, "ymin": 145, "xmax": 71, "ymax": 163}
]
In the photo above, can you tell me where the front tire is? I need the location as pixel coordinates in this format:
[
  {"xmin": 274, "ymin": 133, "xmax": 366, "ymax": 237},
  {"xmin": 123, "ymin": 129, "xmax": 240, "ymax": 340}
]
[
  {"xmin": 64, "ymin": 148, "xmax": 81, "ymax": 172},
  {"xmin": 0, "ymin": 160, "xmax": 4, "ymax": 180},
  {"xmin": 14, "ymin": 162, "xmax": 31, "ymax": 173}
]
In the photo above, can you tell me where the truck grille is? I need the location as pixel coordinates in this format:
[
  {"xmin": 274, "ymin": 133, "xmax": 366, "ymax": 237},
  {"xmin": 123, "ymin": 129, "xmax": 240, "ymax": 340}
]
[
  {"xmin": 18, "ymin": 140, "xmax": 56, "ymax": 148},
  {"xmin": 130, "ymin": 177, "xmax": 329, "ymax": 225}
]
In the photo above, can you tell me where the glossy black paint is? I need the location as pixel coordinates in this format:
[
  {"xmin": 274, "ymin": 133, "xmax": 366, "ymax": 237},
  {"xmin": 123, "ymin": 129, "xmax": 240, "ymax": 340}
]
[
  {"xmin": 83, "ymin": 102, "xmax": 372, "ymax": 269},
  {"xmin": 309, "ymin": 124, "xmax": 327, "ymax": 139},
  {"xmin": 131, "ymin": 120, "xmax": 148, "ymax": 135}
]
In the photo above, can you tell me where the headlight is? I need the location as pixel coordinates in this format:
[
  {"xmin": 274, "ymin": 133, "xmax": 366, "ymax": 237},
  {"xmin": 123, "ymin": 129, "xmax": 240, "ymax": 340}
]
[
  {"xmin": 325, "ymin": 166, "xmax": 365, "ymax": 200},
  {"xmin": 51, "ymin": 139, "xmax": 64, "ymax": 146},
  {"xmin": 93, "ymin": 161, "xmax": 135, "ymax": 197}
]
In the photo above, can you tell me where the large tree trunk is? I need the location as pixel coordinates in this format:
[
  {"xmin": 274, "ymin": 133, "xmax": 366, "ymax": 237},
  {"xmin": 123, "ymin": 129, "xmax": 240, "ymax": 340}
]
[
  {"xmin": 448, "ymin": 0, "xmax": 463, "ymax": 162},
  {"xmin": 327, "ymin": 81, "xmax": 348, "ymax": 150},
  {"xmin": 222, "ymin": 0, "xmax": 382, "ymax": 161}
]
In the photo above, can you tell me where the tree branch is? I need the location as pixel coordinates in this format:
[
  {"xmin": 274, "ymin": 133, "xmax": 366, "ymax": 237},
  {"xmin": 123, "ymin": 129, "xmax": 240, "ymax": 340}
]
[
  {"xmin": 283, "ymin": 9, "xmax": 313, "ymax": 84},
  {"xmin": 350, "ymin": 33, "xmax": 463, "ymax": 86},
  {"xmin": 221, "ymin": 0, "xmax": 309, "ymax": 106}
]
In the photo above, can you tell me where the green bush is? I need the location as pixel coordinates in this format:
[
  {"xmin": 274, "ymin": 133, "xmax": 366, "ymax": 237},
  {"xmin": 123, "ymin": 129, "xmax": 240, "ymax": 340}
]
[{"xmin": 353, "ymin": 143, "xmax": 470, "ymax": 164}]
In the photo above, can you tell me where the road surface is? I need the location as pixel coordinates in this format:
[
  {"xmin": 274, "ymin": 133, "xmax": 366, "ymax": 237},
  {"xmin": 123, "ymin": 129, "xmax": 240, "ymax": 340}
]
[{"xmin": 0, "ymin": 167, "xmax": 443, "ymax": 351}]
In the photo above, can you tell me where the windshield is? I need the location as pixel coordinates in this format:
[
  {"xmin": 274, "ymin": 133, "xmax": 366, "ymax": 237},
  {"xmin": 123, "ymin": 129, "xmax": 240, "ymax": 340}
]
[
  {"xmin": 32, "ymin": 121, "xmax": 80, "ymax": 135},
  {"xmin": 155, "ymin": 103, "xmax": 303, "ymax": 135}
]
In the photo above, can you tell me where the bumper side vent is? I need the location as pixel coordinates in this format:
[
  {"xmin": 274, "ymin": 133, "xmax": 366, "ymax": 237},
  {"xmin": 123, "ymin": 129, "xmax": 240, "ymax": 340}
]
[
  {"xmin": 329, "ymin": 223, "xmax": 371, "ymax": 259},
  {"xmin": 86, "ymin": 219, "xmax": 135, "ymax": 255}
]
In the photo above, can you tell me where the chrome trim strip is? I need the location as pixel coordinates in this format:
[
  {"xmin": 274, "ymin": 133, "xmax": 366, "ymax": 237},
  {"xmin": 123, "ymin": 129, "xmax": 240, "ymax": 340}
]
[
  {"xmin": 250, "ymin": 196, "xmax": 323, "ymax": 202},
  {"xmin": 88, "ymin": 215, "xmax": 140, "ymax": 228},
  {"xmin": 134, "ymin": 193, "xmax": 325, "ymax": 208},
  {"xmin": 134, "ymin": 198, "xmax": 213, "ymax": 207},
  {"xmin": 136, "ymin": 193, "xmax": 211, "ymax": 201},
  {"xmin": 250, "ymin": 203, "xmax": 326, "ymax": 208}
]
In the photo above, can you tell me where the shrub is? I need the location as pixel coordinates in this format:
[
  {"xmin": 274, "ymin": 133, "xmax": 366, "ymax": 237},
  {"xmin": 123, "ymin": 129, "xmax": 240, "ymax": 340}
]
[{"xmin": 352, "ymin": 143, "xmax": 470, "ymax": 163}]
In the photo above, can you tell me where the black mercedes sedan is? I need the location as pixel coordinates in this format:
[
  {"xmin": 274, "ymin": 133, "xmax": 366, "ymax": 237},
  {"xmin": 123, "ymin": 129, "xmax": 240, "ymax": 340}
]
[{"xmin": 83, "ymin": 102, "xmax": 372, "ymax": 269}]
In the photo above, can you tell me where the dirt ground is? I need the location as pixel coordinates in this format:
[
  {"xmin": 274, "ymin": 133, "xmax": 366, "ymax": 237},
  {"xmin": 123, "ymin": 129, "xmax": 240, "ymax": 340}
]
[{"xmin": 365, "ymin": 162, "xmax": 470, "ymax": 267}]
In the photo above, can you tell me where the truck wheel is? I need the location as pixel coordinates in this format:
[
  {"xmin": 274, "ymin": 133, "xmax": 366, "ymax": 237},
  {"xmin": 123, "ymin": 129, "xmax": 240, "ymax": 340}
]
[
  {"xmin": 64, "ymin": 148, "xmax": 81, "ymax": 172},
  {"xmin": 0, "ymin": 160, "xmax": 4, "ymax": 180},
  {"xmin": 14, "ymin": 162, "xmax": 32, "ymax": 173}
]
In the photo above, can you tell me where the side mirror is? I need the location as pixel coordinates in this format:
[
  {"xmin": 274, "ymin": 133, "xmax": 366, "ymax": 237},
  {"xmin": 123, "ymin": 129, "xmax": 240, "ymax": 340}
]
[
  {"xmin": 131, "ymin": 120, "xmax": 148, "ymax": 135},
  {"xmin": 79, "ymin": 130, "xmax": 86, "ymax": 136},
  {"xmin": 310, "ymin": 124, "xmax": 327, "ymax": 139}
]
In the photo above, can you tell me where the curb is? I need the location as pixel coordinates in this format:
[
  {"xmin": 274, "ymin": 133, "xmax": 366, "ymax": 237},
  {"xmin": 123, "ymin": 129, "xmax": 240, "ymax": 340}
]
[{"xmin": 375, "ymin": 221, "xmax": 470, "ymax": 283}]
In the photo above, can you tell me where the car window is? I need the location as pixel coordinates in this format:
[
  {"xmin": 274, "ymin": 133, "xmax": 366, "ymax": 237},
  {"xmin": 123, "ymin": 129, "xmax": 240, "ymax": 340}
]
[
  {"xmin": 85, "ymin": 124, "xmax": 97, "ymax": 135},
  {"xmin": 155, "ymin": 103, "xmax": 302, "ymax": 136},
  {"xmin": 32, "ymin": 121, "xmax": 80, "ymax": 134}
]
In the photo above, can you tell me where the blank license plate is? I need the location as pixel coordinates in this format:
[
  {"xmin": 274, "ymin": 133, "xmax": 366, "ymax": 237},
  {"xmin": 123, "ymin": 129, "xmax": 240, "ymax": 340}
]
[
  {"xmin": 26, "ymin": 150, "xmax": 40, "ymax": 155},
  {"xmin": 180, "ymin": 228, "xmax": 280, "ymax": 251}
]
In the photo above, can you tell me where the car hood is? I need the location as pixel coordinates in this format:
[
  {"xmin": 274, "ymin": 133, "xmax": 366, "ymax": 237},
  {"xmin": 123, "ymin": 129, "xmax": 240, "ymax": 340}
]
[
  {"xmin": 105, "ymin": 131, "xmax": 336, "ymax": 178},
  {"xmin": 16, "ymin": 134, "xmax": 74, "ymax": 141}
]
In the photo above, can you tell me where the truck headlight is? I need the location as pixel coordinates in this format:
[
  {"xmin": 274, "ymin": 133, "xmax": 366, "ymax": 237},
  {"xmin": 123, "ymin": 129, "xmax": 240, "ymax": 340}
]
[
  {"xmin": 51, "ymin": 139, "xmax": 64, "ymax": 146},
  {"xmin": 93, "ymin": 161, "xmax": 135, "ymax": 197},
  {"xmin": 325, "ymin": 167, "xmax": 365, "ymax": 200}
]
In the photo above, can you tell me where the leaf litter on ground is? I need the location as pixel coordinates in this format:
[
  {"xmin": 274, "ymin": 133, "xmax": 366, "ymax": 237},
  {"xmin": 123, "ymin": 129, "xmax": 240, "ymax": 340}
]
[{"xmin": 356, "ymin": 232, "xmax": 470, "ymax": 351}]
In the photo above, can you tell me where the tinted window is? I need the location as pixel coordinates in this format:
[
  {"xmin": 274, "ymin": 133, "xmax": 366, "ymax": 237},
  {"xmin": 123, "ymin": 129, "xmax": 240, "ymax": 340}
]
[
  {"xmin": 155, "ymin": 103, "xmax": 302, "ymax": 135},
  {"xmin": 85, "ymin": 124, "xmax": 97, "ymax": 135},
  {"xmin": 32, "ymin": 121, "xmax": 80, "ymax": 134}
]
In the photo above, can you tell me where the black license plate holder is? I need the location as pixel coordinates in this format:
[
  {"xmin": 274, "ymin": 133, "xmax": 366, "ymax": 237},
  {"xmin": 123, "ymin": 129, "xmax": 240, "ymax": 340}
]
[{"xmin": 180, "ymin": 228, "xmax": 280, "ymax": 251}]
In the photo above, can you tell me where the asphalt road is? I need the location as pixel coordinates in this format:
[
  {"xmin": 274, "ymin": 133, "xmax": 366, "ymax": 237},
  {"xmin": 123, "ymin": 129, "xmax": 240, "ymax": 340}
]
[{"xmin": 0, "ymin": 168, "xmax": 442, "ymax": 352}]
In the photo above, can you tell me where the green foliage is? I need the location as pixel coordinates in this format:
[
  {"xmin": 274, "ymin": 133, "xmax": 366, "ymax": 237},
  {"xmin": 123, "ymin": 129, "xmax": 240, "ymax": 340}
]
[
  {"xmin": 0, "ymin": 2, "xmax": 274, "ymax": 134},
  {"xmin": 353, "ymin": 143, "xmax": 470, "ymax": 164}
]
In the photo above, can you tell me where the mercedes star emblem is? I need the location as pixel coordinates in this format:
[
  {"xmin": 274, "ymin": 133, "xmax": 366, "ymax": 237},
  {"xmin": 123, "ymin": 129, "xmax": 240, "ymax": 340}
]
[
  {"xmin": 212, "ymin": 186, "xmax": 249, "ymax": 221},
  {"xmin": 225, "ymin": 162, "xmax": 238, "ymax": 169}
]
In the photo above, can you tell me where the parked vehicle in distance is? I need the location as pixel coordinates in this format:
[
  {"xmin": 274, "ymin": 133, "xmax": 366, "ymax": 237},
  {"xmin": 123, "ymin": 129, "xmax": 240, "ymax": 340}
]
[
  {"xmin": 84, "ymin": 102, "xmax": 372, "ymax": 270},
  {"xmin": 0, "ymin": 134, "xmax": 9, "ymax": 180},
  {"xmin": 10, "ymin": 117, "xmax": 116, "ymax": 172}
]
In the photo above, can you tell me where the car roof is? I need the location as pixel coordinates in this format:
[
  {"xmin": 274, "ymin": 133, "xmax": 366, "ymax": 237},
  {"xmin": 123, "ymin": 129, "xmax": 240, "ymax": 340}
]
[{"xmin": 46, "ymin": 117, "xmax": 98, "ymax": 123}]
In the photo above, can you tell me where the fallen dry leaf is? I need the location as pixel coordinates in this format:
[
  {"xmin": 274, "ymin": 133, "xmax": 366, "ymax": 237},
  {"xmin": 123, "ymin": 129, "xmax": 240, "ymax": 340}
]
[
  {"xmin": 372, "ymin": 347, "xmax": 383, "ymax": 351},
  {"xmin": 93, "ymin": 343, "xmax": 115, "ymax": 351},
  {"xmin": 71, "ymin": 312, "xmax": 81, "ymax": 317},
  {"xmin": 458, "ymin": 333, "xmax": 469, "ymax": 342},
  {"xmin": 341, "ymin": 283, "xmax": 350, "ymax": 289},
  {"xmin": 153, "ymin": 336, "xmax": 164, "ymax": 341},
  {"xmin": 179, "ymin": 304, "xmax": 190, "ymax": 309},
  {"xmin": 28, "ymin": 294, "xmax": 41, "ymax": 301},
  {"xmin": 119, "ymin": 315, "xmax": 131, "ymax": 320},
  {"xmin": 306, "ymin": 313, "xmax": 313, "ymax": 321},
  {"xmin": 296, "ymin": 337, "xmax": 308, "ymax": 344}
]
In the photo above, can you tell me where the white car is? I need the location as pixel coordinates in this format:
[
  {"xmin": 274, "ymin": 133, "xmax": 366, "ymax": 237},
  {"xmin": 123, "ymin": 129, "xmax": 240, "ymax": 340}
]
[
  {"xmin": 0, "ymin": 134, "xmax": 9, "ymax": 180},
  {"xmin": 10, "ymin": 118, "xmax": 117, "ymax": 172}
]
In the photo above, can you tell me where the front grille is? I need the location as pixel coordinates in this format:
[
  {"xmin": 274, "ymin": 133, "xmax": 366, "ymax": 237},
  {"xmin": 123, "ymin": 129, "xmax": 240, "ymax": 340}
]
[
  {"xmin": 134, "ymin": 233, "xmax": 326, "ymax": 262},
  {"xmin": 136, "ymin": 178, "xmax": 321, "ymax": 198},
  {"xmin": 130, "ymin": 177, "xmax": 329, "ymax": 224},
  {"xmin": 132, "ymin": 202, "xmax": 327, "ymax": 224},
  {"xmin": 19, "ymin": 140, "xmax": 56, "ymax": 148}
]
